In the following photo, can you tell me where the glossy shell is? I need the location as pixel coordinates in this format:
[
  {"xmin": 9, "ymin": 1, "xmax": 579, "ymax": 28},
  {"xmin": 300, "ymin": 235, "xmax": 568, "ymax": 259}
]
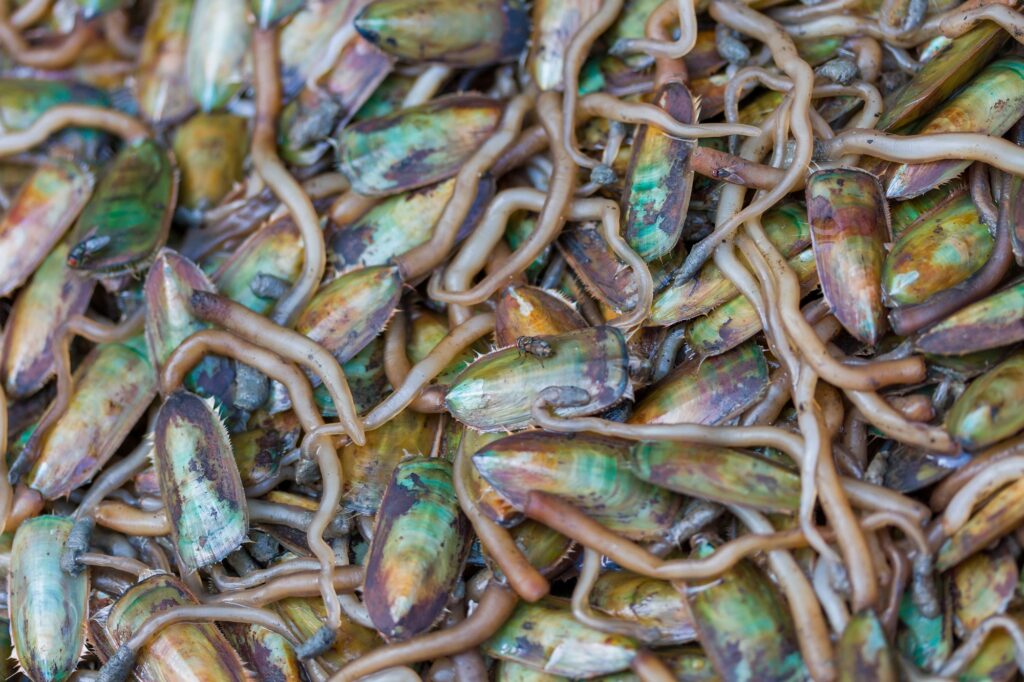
[
  {"xmin": 28, "ymin": 336, "xmax": 157, "ymax": 499},
  {"xmin": 145, "ymin": 249, "xmax": 234, "ymax": 402},
  {"xmin": 0, "ymin": 160, "xmax": 94, "ymax": 298},
  {"xmin": 882, "ymin": 193, "xmax": 992, "ymax": 306},
  {"xmin": 9, "ymin": 516, "xmax": 88, "ymax": 682},
  {"xmin": 949, "ymin": 549, "xmax": 1018, "ymax": 681},
  {"xmin": 324, "ymin": 336, "xmax": 392, "ymax": 414},
  {"xmin": 294, "ymin": 265, "xmax": 402, "ymax": 367},
  {"xmin": 683, "ymin": 538, "xmax": 807, "ymax": 682},
  {"xmin": 649, "ymin": 202, "xmax": 809, "ymax": 326},
  {"xmin": 494, "ymin": 285, "xmax": 587, "ymax": 346},
  {"xmin": 560, "ymin": 223, "xmax": 637, "ymax": 313},
  {"xmin": 251, "ymin": 0, "xmax": 305, "ymax": 27},
  {"xmin": 222, "ymin": 623, "xmax": 301, "ymax": 682},
  {"xmin": 483, "ymin": 600, "xmax": 638, "ymax": 677},
  {"xmin": 66, "ymin": 139, "xmax": 177, "ymax": 277},
  {"xmin": 628, "ymin": 441, "xmax": 801, "ymax": 513},
  {"xmin": 406, "ymin": 308, "xmax": 483, "ymax": 385},
  {"xmin": 186, "ymin": 0, "xmax": 251, "ymax": 111},
  {"xmin": 528, "ymin": 0, "xmax": 602, "ymax": 90},
  {"xmin": 472, "ymin": 431, "xmax": 681, "ymax": 539},
  {"xmin": 171, "ymin": 113, "xmax": 248, "ymax": 212},
  {"xmin": 629, "ymin": 342, "xmax": 768, "ymax": 425},
  {"xmin": 0, "ymin": 79, "xmax": 109, "ymax": 153},
  {"xmin": 887, "ymin": 58, "xmax": 1024, "ymax": 198},
  {"xmin": 622, "ymin": 81, "xmax": 696, "ymax": 262},
  {"xmin": 338, "ymin": 94, "xmax": 501, "ymax": 195},
  {"xmin": 280, "ymin": 0, "xmax": 393, "ymax": 116},
  {"xmin": 355, "ymin": 0, "xmax": 529, "ymax": 66},
  {"xmin": 212, "ymin": 215, "xmax": 304, "ymax": 315},
  {"xmin": 915, "ymin": 280, "xmax": 1024, "ymax": 355},
  {"xmin": 947, "ymin": 351, "xmax": 1024, "ymax": 451},
  {"xmin": 275, "ymin": 596, "xmax": 382, "ymax": 669},
  {"xmin": 937, "ymin": 476, "xmax": 1024, "ymax": 570},
  {"xmin": 951, "ymin": 549, "xmax": 1018, "ymax": 636},
  {"xmin": 326, "ymin": 177, "xmax": 491, "ymax": 276},
  {"xmin": 502, "ymin": 519, "xmax": 575, "ymax": 578},
  {"xmin": 445, "ymin": 326, "xmax": 631, "ymax": 431},
  {"xmin": 897, "ymin": 590, "xmax": 952, "ymax": 673},
  {"xmin": 806, "ymin": 168, "xmax": 889, "ymax": 345},
  {"xmin": 589, "ymin": 572, "xmax": 697, "ymax": 645},
  {"xmin": 102, "ymin": 573, "xmax": 247, "ymax": 681},
  {"xmin": 135, "ymin": 0, "xmax": 195, "ymax": 123},
  {"xmin": 877, "ymin": 24, "xmax": 1006, "ymax": 131},
  {"xmin": 364, "ymin": 456, "xmax": 469, "ymax": 640},
  {"xmin": 686, "ymin": 248, "xmax": 817, "ymax": 356},
  {"xmin": 154, "ymin": 390, "xmax": 248, "ymax": 570},
  {"xmin": 231, "ymin": 410, "xmax": 300, "ymax": 488},
  {"xmin": 889, "ymin": 184, "xmax": 960, "ymax": 239},
  {"xmin": 2, "ymin": 239, "xmax": 94, "ymax": 398}
]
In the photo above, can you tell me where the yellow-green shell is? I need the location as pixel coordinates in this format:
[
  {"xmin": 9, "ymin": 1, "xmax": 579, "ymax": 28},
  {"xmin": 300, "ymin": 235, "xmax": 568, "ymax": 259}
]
[
  {"xmin": 0, "ymin": 160, "xmax": 94, "ymax": 298},
  {"xmin": 2, "ymin": 239, "xmax": 94, "ymax": 398},
  {"xmin": 10, "ymin": 516, "xmax": 88, "ymax": 682},
  {"xmin": 186, "ymin": 0, "xmax": 251, "ymax": 111},
  {"xmin": 28, "ymin": 335, "xmax": 157, "ymax": 499},
  {"xmin": 484, "ymin": 600, "xmax": 639, "ymax": 677},
  {"xmin": 882, "ymin": 194, "xmax": 992, "ymax": 307},
  {"xmin": 364, "ymin": 456, "xmax": 469, "ymax": 640},
  {"xmin": 472, "ymin": 431, "xmax": 681, "ymax": 540},
  {"xmin": 947, "ymin": 351, "xmax": 1024, "ymax": 451},
  {"xmin": 629, "ymin": 342, "xmax": 768, "ymax": 425},
  {"xmin": 628, "ymin": 441, "xmax": 801, "ymax": 513},
  {"xmin": 103, "ymin": 573, "xmax": 248, "ymax": 681},
  {"xmin": 154, "ymin": 390, "xmax": 248, "ymax": 570},
  {"xmin": 338, "ymin": 94, "xmax": 501, "ymax": 195},
  {"xmin": 446, "ymin": 326, "xmax": 631, "ymax": 431}
]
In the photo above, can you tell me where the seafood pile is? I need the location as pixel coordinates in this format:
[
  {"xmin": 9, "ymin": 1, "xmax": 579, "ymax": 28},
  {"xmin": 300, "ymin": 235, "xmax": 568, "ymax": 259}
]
[{"xmin": 2, "ymin": 0, "xmax": 1024, "ymax": 679}]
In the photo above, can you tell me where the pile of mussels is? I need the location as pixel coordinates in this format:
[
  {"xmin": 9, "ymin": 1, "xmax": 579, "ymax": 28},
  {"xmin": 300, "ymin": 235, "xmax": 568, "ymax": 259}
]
[{"xmin": 3, "ymin": 0, "xmax": 1024, "ymax": 680}]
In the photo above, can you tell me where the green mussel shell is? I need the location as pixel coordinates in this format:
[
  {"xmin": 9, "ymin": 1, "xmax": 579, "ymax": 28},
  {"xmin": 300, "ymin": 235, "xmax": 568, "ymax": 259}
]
[
  {"xmin": 135, "ymin": 0, "xmax": 194, "ymax": 124},
  {"xmin": 67, "ymin": 139, "xmax": 177, "ymax": 277},
  {"xmin": 28, "ymin": 335, "xmax": 156, "ymax": 499},
  {"xmin": 2, "ymin": 238, "xmax": 94, "ymax": 398},
  {"xmin": 102, "ymin": 573, "xmax": 247, "ymax": 680},
  {"xmin": 494, "ymin": 285, "xmax": 587, "ymax": 346},
  {"xmin": 355, "ymin": 0, "xmax": 529, "ymax": 66},
  {"xmin": 337, "ymin": 94, "xmax": 501, "ymax": 195},
  {"xmin": 0, "ymin": 159, "xmax": 94, "ymax": 298},
  {"xmin": 882, "ymin": 193, "xmax": 992, "ymax": 307},
  {"xmin": 294, "ymin": 265, "xmax": 402, "ymax": 368},
  {"xmin": 446, "ymin": 326, "xmax": 631, "ymax": 431},
  {"xmin": 683, "ymin": 538, "xmax": 808, "ymax": 682},
  {"xmin": 628, "ymin": 440, "xmax": 801, "ymax": 513},
  {"xmin": 916, "ymin": 280, "xmax": 1024, "ymax": 356},
  {"xmin": 154, "ymin": 390, "xmax": 248, "ymax": 570},
  {"xmin": 186, "ymin": 0, "xmax": 251, "ymax": 111},
  {"xmin": 806, "ymin": 168, "xmax": 889, "ymax": 345},
  {"xmin": 837, "ymin": 610, "xmax": 897, "ymax": 682},
  {"xmin": 10, "ymin": 516, "xmax": 88, "ymax": 682},
  {"xmin": 629, "ymin": 341, "xmax": 768, "ymax": 425},
  {"xmin": 887, "ymin": 57, "xmax": 1024, "ymax": 198},
  {"xmin": 364, "ymin": 456, "xmax": 469, "ymax": 640},
  {"xmin": 472, "ymin": 431, "xmax": 681, "ymax": 540},
  {"xmin": 947, "ymin": 351, "xmax": 1024, "ymax": 451},
  {"xmin": 484, "ymin": 599, "xmax": 639, "ymax": 677},
  {"xmin": 622, "ymin": 81, "xmax": 696, "ymax": 262}
]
